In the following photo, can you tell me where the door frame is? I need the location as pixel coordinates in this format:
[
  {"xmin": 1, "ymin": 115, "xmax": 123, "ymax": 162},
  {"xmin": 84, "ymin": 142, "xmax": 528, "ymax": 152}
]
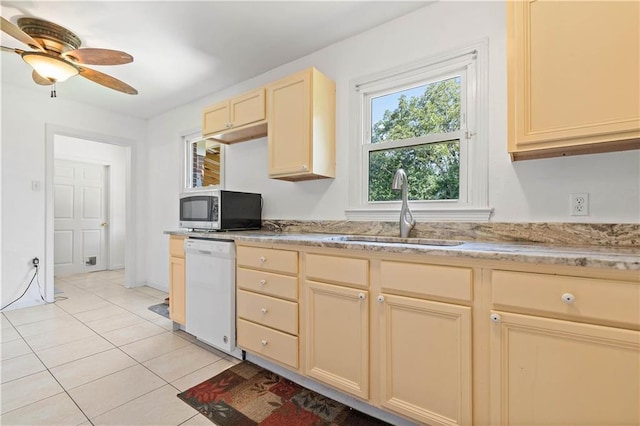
[{"xmin": 45, "ymin": 124, "xmax": 137, "ymax": 298}]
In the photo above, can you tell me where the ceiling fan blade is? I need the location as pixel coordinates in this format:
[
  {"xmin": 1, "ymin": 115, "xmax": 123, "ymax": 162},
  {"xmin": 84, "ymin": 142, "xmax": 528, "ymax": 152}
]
[
  {"xmin": 1, "ymin": 45, "xmax": 23, "ymax": 54},
  {"xmin": 62, "ymin": 48, "xmax": 133, "ymax": 66},
  {"xmin": 32, "ymin": 70, "xmax": 52, "ymax": 85},
  {"xmin": 78, "ymin": 66, "xmax": 138, "ymax": 95},
  {"xmin": 1, "ymin": 16, "xmax": 44, "ymax": 51}
]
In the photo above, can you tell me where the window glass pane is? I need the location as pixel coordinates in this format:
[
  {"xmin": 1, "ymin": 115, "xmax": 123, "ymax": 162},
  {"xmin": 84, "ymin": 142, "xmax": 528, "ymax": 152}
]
[
  {"xmin": 188, "ymin": 140, "xmax": 221, "ymax": 189},
  {"xmin": 371, "ymin": 77, "xmax": 461, "ymax": 144},
  {"xmin": 368, "ymin": 140, "xmax": 460, "ymax": 202}
]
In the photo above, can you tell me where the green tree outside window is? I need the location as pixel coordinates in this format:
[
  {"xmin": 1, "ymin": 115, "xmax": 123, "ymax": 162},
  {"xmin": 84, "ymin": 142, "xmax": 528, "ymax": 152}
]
[{"xmin": 368, "ymin": 77, "xmax": 461, "ymax": 202}]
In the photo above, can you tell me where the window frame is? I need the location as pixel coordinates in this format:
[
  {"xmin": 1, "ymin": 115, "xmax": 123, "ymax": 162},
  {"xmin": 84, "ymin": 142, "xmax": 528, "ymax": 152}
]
[
  {"xmin": 347, "ymin": 40, "xmax": 491, "ymax": 221},
  {"xmin": 181, "ymin": 131, "xmax": 225, "ymax": 193}
]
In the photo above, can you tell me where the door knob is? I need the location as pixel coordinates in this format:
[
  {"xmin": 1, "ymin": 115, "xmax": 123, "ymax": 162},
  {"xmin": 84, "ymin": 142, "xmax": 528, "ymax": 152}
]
[{"xmin": 101, "ymin": 222, "xmax": 109, "ymax": 227}]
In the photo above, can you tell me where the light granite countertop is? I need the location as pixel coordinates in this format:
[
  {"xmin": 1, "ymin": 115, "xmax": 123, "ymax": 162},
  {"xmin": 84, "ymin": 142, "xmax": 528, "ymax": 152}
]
[{"xmin": 165, "ymin": 230, "xmax": 640, "ymax": 271}]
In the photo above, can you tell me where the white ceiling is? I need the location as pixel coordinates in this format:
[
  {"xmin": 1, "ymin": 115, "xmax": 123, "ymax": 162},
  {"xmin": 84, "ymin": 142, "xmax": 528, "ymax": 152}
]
[{"xmin": 1, "ymin": 1, "xmax": 429, "ymax": 119}]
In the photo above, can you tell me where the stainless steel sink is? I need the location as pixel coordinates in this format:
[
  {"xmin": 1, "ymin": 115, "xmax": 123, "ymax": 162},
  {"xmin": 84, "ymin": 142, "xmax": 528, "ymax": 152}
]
[{"xmin": 323, "ymin": 235, "xmax": 464, "ymax": 246}]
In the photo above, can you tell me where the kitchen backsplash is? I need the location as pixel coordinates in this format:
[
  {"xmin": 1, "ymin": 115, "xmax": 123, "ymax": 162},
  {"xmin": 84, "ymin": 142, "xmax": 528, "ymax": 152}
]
[{"xmin": 261, "ymin": 220, "xmax": 640, "ymax": 247}]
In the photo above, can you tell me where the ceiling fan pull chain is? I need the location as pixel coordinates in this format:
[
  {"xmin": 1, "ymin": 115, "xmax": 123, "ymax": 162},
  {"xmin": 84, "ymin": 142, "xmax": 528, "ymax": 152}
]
[{"xmin": 50, "ymin": 82, "xmax": 57, "ymax": 98}]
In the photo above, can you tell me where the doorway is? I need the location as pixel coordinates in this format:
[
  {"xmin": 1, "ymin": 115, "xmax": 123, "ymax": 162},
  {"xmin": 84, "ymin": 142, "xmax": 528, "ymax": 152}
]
[{"xmin": 45, "ymin": 125, "xmax": 136, "ymax": 299}]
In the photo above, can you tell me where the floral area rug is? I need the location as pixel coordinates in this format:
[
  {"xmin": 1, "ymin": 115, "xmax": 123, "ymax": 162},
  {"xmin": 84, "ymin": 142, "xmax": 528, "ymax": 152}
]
[{"xmin": 177, "ymin": 361, "xmax": 391, "ymax": 425}]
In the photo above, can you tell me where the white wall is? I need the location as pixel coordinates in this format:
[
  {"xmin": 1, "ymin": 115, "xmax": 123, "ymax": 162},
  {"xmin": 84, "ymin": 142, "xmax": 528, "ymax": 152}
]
[
  {"xmin": 1, "ymin": 84, "xmax": 146, "ymax": 310},
  {"xmin": 2, "ymin": 2, "xmax": 637, "ymax": 299},
  {"xmin": 144, "ymin": 1, "xmax": 639, "ymax": 290},
  {"xmin": 55, "ymin": 136, "xmax": 127, "ymax": 270}
]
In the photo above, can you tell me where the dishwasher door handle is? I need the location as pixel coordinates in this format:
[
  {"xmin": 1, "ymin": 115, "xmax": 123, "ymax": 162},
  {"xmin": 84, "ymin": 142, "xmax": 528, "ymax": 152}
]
[{"xmin": 198, "ymin": 250, "xmax": 212, "ymax": 255}]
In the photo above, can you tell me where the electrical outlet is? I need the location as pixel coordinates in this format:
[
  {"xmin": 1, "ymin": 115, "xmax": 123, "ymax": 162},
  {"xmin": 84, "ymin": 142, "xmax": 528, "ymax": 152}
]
[{"xmin": 570, "ymin": 193, "xmax": 589, "ymax": 216}]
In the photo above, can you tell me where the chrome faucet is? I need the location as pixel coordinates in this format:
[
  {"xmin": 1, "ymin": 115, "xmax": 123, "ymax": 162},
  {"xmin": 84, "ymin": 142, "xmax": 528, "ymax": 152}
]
[{"xmin": 391, "ymin": 168, "xmax": 416, "ymax": 238}]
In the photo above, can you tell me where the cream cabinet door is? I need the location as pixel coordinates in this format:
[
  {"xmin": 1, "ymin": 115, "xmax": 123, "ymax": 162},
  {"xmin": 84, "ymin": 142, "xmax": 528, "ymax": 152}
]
[
  {"xmin": 203, "ymin": 101, "xmax": 230, "ymax": 135},
  {"xmin": 169, "ymin": 255, "xmax": 185, "ymax": 325},
  {"xmin": 490, "ymin": 311, "xmax": 640, "ymax": 425},
  {"xmin": 268, "ymin": 70, "xmax": 311, "ymax": 177},
  {"xmin": 507, "ymin": 0, "xmax": 640, "ymax": 158},
  {"xmin": 378, "ymin": 294, "xmax": 472, "ymax": 426},
  {"xmin": 230, "ymin": 88, "xmax": 265, "ymax": 128},
  {"xmin": 304, "ymin": 280, "xmax": 369, "ymax": 399},
  {"xmin": 267, "ymin": 67, "xmax": 335, "ymax": 180}
]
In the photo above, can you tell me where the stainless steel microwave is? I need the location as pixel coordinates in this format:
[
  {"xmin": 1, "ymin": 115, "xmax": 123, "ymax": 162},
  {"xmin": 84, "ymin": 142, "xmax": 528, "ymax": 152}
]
[{"xmin": 179, "ymin": 189, "xmax": 262, "ymax": 231}]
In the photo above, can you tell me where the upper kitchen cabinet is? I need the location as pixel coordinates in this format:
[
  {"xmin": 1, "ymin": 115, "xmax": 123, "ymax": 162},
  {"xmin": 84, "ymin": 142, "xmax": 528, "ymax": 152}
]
[
  {"xmin": 267, "ymin": 68, "xmax": 336, "ymax": 181},
  {"xmin": 203, "ymin": 87, "xmax": 267, "ymax": 144},
  {"xmin": 507, "ymin": 0, "xmax": 640, "ymax": 160}
]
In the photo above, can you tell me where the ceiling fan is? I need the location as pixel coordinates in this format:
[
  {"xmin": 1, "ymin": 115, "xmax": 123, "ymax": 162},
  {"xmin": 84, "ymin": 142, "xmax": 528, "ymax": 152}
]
[{"xmin": 1, "ymin": 16, "xmax": 137, "ymax": 96}]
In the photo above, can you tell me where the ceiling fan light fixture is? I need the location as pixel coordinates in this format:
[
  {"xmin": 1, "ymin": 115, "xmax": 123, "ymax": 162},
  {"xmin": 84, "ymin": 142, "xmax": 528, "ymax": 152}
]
[{"xmin": 21, "ymin": 52, "xmax": 79, "ymax": 82}]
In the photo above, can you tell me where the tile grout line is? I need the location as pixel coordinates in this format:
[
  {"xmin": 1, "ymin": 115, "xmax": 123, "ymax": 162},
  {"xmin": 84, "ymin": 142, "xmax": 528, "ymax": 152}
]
[
  {"xmin": 1, "ymin": 323, "xmax": 93, "ymax": 425},
  {"xmin": 3, "ymin": 272, "xmax": 228, "ymax": 425}
]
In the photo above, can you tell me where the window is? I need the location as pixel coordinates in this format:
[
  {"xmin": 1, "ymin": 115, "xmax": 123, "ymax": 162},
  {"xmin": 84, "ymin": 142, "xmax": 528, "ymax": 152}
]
[
  {"xmin": 348, "ymin": 41, "xmax": 491, "ymax": 221},
  {"xmin": 183, "ymin": 133, "xmax": 225, "ymax": 191}
]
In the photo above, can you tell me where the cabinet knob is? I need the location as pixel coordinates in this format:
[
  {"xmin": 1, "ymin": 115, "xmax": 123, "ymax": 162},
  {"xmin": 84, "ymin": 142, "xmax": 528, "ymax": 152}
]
[
  {"xmin": 490, "ymin": 313, "xmax": 501, "ymax": 323},
  {"xmin": 301, "ymin": 164, "xmax": 308, "ymax": 170},
  {"xmin": 260, "ymin": 307, "xmax": 268, "ymax": 314},
  {"xmin": 358, "ymin": 292, "xmax": 366, "ymax": 301},
  {"xmin": 259, "ymin": 256, "xmax": 266, "ymax": 263},
  {"xmin": 377, "ymin": 295, "xmax": 385, "ymax": 303},
  {"xmin": 259, "ymin": 279, "xmax": 267, "ymax": 286},
  {"xmin": 561, "ymin": 293, "xmax": 576, "ymax": 304},
  {"xmin": 260, "ymin": 339, "xmax": 268, "ymax": 347}
]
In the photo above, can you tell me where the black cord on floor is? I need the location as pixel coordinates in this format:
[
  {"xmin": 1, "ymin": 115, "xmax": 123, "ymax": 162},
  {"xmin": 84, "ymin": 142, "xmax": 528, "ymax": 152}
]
[{"xmin": 1, "ymin": 266, "xmax": 40, "ymax": 311}]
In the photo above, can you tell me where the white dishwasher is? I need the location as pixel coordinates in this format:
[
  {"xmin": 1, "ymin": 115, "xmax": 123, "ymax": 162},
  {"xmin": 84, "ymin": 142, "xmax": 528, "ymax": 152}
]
[{"xmin": 185, "ymin": 238, "xmax": 242, "ymax": 359}]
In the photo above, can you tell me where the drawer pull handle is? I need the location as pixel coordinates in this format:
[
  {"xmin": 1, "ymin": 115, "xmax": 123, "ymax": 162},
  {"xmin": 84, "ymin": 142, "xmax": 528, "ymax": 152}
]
[
  {"xmin": 259, "ymin": 279, "xmax": 267, "ymax": 286},
  {"xmin": 261, "ymin": 307, "xmax": 268, "ymax": 314},
  {"xmin": 377, "ymin": 295, "xmax": 385, "ymax": 303},
  {"xmin": 561, "ymin": 293, "xmax": 576, "ymax": 304},
  {"xmin": 358, "ymin": 292, "xmax": 366, "ymax": 301},
  {"xmin": 490, "ymin": 313, "xmax": 501, "ymax": 323},
  {"xmin": 259, "ymin": 256, "xmax": 267, "ymax": 263},
  {"xmin": 261, "ymin": 339, "xmax": 268, "ymax": 346}
]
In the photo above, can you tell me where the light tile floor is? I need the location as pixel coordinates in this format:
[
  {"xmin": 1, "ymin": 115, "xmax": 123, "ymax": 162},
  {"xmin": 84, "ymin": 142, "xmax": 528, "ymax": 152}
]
[{"xmin": 0, "ymin": 270, "xmax": 238, "ymax": 425}]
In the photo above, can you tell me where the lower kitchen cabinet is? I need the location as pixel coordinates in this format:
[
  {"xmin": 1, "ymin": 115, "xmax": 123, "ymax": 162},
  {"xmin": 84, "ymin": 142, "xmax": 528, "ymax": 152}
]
[
  {"xmin": 168, "ymin": 235, "xmax": 186, "ymax": 325},
  {"xmin": 489, "ymin": 269, "xmax": 640, "ymax": 425},
  {"xmin": 238, "ymin": 319, "xmax": 298, "ymax": 368},
  {"xmin": 378, "ymin": 294, "xmax": 472, "ymax": 426},
  {"xmin": 236, "ymin": 242, "xmax": 640, "ymax": 426},
  {"xmin": 489, "ymin": 311, "xmax": 640, "ymax": 425},
  {"xmin": 304, "ymin": 280, "xmax": 369, "ymax": 399},
  {"xmin": 236, "ymin": 244, "xmax": 300, "ymax": 369}
]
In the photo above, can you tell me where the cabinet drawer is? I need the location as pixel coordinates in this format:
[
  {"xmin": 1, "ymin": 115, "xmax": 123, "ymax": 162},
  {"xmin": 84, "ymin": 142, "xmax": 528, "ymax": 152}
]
[
  {"xmin": 380, "ymin": 261, "xmax": 472, "ymax": 302},
  {"xmin": 169, "ymin": 236, "xmax": 186, "ymax": 258},
  {"xmin": 237, "ymin": 246, "xmax": 298, "ymax": 275},
  {"xmin": 237, "ymin": 319, "xmax": 298, "ymax": 368},
  {"xmin": 237, "ymin": 290, "xmax": 298, "ymax": 335},
  {"xmin": 237, "ymin": 268, "xmax": 298, "ymax": 301},
  {"xmin": 306, "ymin": 254, "xmax": 369, "ymax": 288},
  {"xmin": 492, "ymin": 270, "xmax": 640, "ymax": 327}
]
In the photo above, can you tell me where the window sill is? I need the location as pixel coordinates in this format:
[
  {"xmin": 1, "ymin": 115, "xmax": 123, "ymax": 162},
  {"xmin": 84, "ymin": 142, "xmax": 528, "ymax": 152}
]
[{"xmin": 345, "ymin": 207, "xmax": 493, "ymax": 222}]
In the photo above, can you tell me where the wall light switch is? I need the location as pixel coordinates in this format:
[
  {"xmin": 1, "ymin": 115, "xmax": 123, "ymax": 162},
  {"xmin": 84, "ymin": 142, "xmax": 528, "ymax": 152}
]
[{"xmin": 31, "ymin": 180, "xmax": 41, "ymax": 191}]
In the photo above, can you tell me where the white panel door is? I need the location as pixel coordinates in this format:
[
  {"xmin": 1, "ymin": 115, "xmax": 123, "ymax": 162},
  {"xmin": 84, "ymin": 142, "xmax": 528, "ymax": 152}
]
[{"xmin": 54, "ymin": 160, "xmax": 108, "ymax": 275}]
